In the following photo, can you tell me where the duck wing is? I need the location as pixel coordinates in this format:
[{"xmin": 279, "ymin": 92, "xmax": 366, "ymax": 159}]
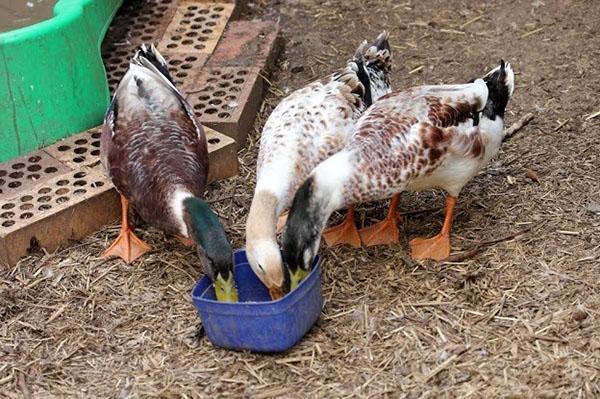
[{"xmin": 337, "ymin": 79, "xmax": 488, "ymax": 203}]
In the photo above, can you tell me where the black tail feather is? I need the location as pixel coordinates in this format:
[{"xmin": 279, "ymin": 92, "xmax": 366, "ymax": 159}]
[
  {"xmin": 481, "ymin": 60, "xmax": 514, "ymax": 120},
  {"xmin": 136, "ymin": 44, "xmax": 175, "ymax": 85},
  {"xmin": 372, "ymin": 31, "xmax": 391, "ymax": 53}
]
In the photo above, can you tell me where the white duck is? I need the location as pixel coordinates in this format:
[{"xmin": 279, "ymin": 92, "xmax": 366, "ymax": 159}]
[
  {"xmin": 246, "ymin": 32, "xmax": 393, "ymax": 297},
  {"xmin": 282, "ymin": 61, "xmax": 515, "ymax": 279}
]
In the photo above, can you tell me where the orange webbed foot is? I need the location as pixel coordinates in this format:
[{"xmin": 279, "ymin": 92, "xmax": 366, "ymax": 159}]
[
  {"xmin": 409, "ymin": 234, "xmax": 450, "ymax": 261},
  {"xmin": 102, "ymin": 195, "xmax": 151, "ymax": 263},
  {"xmin": 323, "ymin": 207, "xmax": 361, "ymax": 248},
  {"xmin": 359, "ymin": 193, "xmax": 401, "ymax": 247},
  {"xmin": 410, "ymin": 195, "xmax": 457, "ymax": 261},
  {"xmin": 102, "ymin": 229, "xmax": 151, "ymax": 263},
  {"xmin": 359, "ymin": 217, "xmax": 400, "ymax": 247}
]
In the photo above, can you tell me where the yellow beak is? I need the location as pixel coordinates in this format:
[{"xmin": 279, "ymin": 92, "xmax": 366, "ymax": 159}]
[
  {"xmin": 214, "ymin": 273, "xmax": 239, "ymax": 302},
  {"xmin": 289, "ymin": 268, "xmax": 309, "ymax": 291}
]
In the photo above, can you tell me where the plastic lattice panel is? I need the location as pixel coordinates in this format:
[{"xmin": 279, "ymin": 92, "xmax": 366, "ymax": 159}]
[
  {"xmin": 0, "ymin": 152, "xmax": 70, "ymax": 198},
  {"xmin": 158, "ymin": 2, "xmax": 235, "ymax": 54},
  {"xmin": 0, "ymin": 169, "xmax": 112, "ymax": 232}
]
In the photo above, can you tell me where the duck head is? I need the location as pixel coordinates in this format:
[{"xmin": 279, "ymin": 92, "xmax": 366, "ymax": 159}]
[
  {"xmin": 281, "ymin": 176, "xmax": 326, "ymax": 291},
  {"xmin": 246, "ymin": 190, "xmax": 287, "ymax": 299},
  {"xmin": 183, "ymin": 196, "xmax": 238, "ymax": 302},
  {"xmin": 246, "ymin": 238, "xmax": 287, "ymax": 299}
]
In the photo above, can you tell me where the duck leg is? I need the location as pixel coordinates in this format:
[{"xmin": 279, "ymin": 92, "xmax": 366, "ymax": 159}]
[
  {"xmin": 359, "ymin": 194, "xmax": 401, "ymax": 246},
  {"xmin": 102, "ymin": 195, "xmax": 151, "ymax": 263},
  {"xmin": 409, "ymin": 196, "xmax": 456, "ymax": 261},
  {"xmin": 276, "ymin": 210, "xmax": 289, "ymax": 234},
  {"xmin": 323, "ymin": 206, "xmax": 361, "ymax": 248}
]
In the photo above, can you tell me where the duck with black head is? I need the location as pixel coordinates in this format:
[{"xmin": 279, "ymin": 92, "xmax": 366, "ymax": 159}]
[{"xmin": 282, "ymin": 60, "xmax": 515, "ymax": 283}]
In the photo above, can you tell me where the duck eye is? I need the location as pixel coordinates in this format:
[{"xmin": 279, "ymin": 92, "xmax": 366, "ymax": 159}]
[{"xmin": 257, "ymin": 263, "xmax": 265, "ymax": 273}]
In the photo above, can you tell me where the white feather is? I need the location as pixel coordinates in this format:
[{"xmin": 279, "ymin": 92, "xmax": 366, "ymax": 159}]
[
  {"xmin": 171, "ymin": 189, "xmax": 193, "ymax": 237},
  {"xmin": 312, "ymin": 151, "xmax": 354, "ymax": 212}
]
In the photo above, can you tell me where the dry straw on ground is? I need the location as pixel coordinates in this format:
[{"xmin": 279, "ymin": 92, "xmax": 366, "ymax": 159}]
[{"xmin": 1, "ymin": 0, "xmax": 599, "ymax": 397}]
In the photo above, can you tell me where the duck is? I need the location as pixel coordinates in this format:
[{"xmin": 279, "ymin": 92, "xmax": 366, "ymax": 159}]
[
  {"xmin": 100, "ymin": 44, "xmax": 238, "ymax": 302},
  {"xmin": 246, "ymin": 32, "xmax": 392, "ymax": 297},
  {"xmin": 282, "ymin": 60, "xmax": 515, "ymax": 279}
]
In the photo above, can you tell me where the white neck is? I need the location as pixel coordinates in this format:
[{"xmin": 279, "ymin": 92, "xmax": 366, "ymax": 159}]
[
  {"xmin": 246, "ymin": 190, "xmax": 279, "ymax": 243},
  {"xmin": 171, "ymin": 189, "xmax": 193, "ymax": 237},
  {"xmin": 480, "ymin": 116, "xmax": 505, "ymax": 164},
  {"xmin": 311, "ymin": 151, "xmax": 354, "ymax": 215}
]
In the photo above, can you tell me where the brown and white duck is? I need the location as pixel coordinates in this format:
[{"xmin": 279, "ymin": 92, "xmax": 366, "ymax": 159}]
[
  {"xmin": 100, "ymin": 44, "xmax": 238, "ymax": 302},
  {"xmin": 246, "ymin": 32, "xmax": 392, "ymax": 296},
  {"xmin": 282, "ymin": 61, "xmax": 515, "ymax": 281}
]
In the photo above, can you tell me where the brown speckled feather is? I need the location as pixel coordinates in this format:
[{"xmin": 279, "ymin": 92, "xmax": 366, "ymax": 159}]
[
  {"xmin": 282, "ymin": 63, "xmax": 515, "ymax": 271},
  {"xmin": 255, "ymin": 33, "xmax": 392, "ymax": 211},
  {"xmin": 309, "ymin": 80, "xmax": 493, "ymax": 209}
]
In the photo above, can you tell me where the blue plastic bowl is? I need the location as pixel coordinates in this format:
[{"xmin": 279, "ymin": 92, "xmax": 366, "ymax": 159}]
[{"xmin": 191, "ymin": 249, "xmax": 323, "ymax": 352}]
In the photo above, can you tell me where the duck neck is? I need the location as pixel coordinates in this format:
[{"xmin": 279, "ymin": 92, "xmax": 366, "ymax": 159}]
[
  {"xmin": 294, "ymin": 175, "xmax": 338, "ymax": 236},
  {"xmin": 246, "ymin": 190, "xmax": 279, "ymax": 243},
  {"xmin": 182, "ymin": 196, "xmax": 232, "ymax": 280}
]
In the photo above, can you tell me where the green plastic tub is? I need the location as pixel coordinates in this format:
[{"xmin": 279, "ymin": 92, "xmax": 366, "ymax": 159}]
[{"xmin": 0, "ymin": 0, "xmax": 123, "ymax": 162}]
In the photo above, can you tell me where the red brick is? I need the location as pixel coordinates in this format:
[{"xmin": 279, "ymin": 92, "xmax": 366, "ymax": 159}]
[
  {"xmin": 0, "ymin": 169, "xmax": 119, "ymax": 267},
  {"xmin": 208, "ymin": 20, "xmax": 282, "ymax": 73},
  {"xmin": 205, "ymin": 127, "xmax": 239, "ymax": 182},
  {"xmin": 0, "ymin": 151, "xmax": 70, "ymax": 199}
]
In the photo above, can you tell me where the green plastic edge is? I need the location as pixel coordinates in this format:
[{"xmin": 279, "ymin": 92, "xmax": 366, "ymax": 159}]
[{"xmin": 0, "ymin": 0, "xmax": 124, "ymax": 162}]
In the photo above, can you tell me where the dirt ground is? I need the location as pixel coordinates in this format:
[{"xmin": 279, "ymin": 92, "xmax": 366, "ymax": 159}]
[{"xmin": 1, "ymin": 0, "xmax": 599, "ymax": 397}]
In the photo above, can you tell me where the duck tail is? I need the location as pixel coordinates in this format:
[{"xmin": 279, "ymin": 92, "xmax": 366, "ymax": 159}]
[
  {"xmin": 353, "ymin": 31, "xmax": 392, "ymax": 74},
  {"xmin": 330, "ymin": 32, "xmax": 392, "ymax": 108},
  {"xmin": 347, "ymin": 31, "xmax": 393, "ymax": 104},
  {"xmin": 114, "ymin": 43, "xmax": 200, "ymax": 132},
  {"xmin": 132, "ymin": 43, "xmax": 175, "ymax": 86},
  {"xmin": 481, "ymin": 60, "xmax": 515, "ymax": 120}
]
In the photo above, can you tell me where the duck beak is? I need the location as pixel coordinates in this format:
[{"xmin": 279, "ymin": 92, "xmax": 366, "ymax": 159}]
[
  {"xmin": 268, "ymin": 286, "xmax": 285, "ymax": 300},
  {"xmin": 289, "ymin": 268, "xmax": 309, "ymax": 291},
  {"xmin": 214, "ymin": 273, "xmax": 238, "ymax": 302}
]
